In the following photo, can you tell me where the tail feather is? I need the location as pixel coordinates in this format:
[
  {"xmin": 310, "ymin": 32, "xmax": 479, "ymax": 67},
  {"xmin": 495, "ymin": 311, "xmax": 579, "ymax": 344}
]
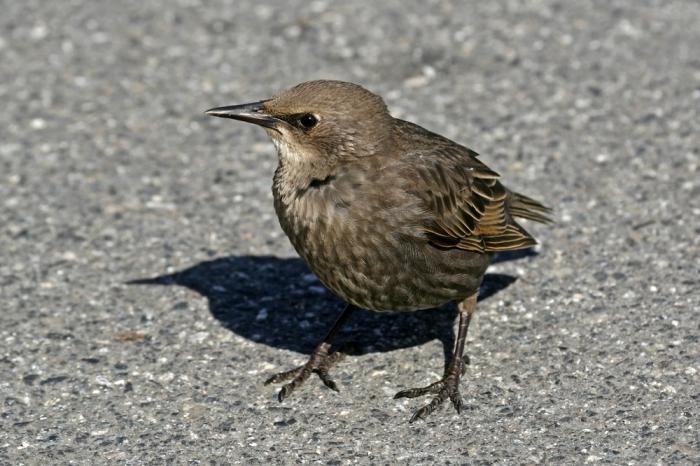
[{"xmin": 507, "ymin": 191, "xmax": 553, "ymax": 224}]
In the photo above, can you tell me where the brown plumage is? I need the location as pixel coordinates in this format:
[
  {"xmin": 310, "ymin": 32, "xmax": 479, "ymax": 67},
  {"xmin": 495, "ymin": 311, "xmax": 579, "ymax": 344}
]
[{"xmin": 206, "ymin": 80, "xmax": 551, "ymax": 422}]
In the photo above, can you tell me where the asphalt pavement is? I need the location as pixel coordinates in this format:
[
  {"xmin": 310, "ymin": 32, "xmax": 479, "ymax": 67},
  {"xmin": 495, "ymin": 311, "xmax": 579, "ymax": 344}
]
[{"xmin": 1, "ymin": 0, "xmax": 699, "ymax": 464}]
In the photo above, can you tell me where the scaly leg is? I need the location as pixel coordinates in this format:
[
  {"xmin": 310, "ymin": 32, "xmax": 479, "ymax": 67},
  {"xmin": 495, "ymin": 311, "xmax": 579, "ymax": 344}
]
[
  {"xmin": 394, "ymin": 293, "xmax": 477, "ymax": 422},
  {"xmin": 265, "ymin": 303, "xmax": 355, "ymax": 401}
]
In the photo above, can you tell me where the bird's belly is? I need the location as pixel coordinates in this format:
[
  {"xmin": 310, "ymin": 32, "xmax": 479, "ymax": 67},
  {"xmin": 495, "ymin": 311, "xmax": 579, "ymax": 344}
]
[{"xmin": 280, "ymin": 207, "xmax": 489, "ymax": 312}]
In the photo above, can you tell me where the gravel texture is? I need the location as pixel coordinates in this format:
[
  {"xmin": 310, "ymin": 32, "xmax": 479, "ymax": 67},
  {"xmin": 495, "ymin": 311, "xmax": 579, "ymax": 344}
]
[{"xmin": 1, "ymin": 0, "xmax": 699, "ymax": 464}]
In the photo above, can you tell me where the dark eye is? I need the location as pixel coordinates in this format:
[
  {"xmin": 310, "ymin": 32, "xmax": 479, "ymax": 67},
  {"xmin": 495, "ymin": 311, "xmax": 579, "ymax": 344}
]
[{"xmin": 297, "ymin": 114, "xmax": 318, "ymax": 130}]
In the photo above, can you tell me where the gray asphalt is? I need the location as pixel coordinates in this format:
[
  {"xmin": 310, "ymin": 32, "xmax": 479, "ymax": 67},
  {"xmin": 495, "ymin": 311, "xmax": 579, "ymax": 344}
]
[{"xmin": 1, "ymin": 0, "xmax": 699, "ymax": 464}]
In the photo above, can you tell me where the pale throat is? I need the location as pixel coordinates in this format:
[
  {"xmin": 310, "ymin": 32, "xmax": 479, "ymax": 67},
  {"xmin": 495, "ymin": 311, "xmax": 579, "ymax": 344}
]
[
  {"xmin": 270, "ymin": 135, "xmax": 304, "ymax": 164},
  {"xmin": 269, "ymin": 135, "xmax": 336, "ymax": 206}
]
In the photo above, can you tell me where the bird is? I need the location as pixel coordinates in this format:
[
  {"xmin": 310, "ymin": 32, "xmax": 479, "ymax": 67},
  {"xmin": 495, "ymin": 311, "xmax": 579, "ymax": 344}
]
[{"xmin": 205, "ymin": 80, "xmax": 551, "ymax": 422}]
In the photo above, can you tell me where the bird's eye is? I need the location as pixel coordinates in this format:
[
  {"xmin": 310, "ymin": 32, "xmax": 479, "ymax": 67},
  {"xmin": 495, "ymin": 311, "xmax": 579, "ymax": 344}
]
[{"xmin": 297, "ymin": 114, "xmax": 318, "ymax": 130}]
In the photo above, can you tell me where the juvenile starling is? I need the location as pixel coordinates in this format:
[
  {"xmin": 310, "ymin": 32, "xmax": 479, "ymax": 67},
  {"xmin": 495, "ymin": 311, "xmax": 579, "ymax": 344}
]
[{"xmin": 205, "ymin": 80, "xmax": 551, "ymax": 422}]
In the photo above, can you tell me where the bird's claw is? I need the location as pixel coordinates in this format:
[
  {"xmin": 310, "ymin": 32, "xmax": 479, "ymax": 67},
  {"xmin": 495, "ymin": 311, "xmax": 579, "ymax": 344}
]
[
  {"xmin": 394, "ymin": 366, "xmax": 464, "ymax": 423},
  {"xmin": 264, "ymin": 346, "xmax": 345, "ymax": 401}
]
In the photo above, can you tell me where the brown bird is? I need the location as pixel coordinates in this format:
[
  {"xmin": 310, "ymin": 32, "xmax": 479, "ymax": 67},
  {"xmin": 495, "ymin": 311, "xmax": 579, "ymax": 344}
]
[{"xmin": 205, "ymin": 80, "xmax": 551, "ymax": 422}]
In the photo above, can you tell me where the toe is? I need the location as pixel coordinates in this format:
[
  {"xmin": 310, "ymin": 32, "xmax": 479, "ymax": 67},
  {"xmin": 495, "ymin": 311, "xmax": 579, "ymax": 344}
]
[
  {"xmin": 265, "ymin": 366, "xmax": 303, "ymax": 385},
  {"xmin": 393, "ymin": 381, "xmax": 443, "ymax": 399},
  {"xmin": 450, "ymin": 393, "xmax": 464, "ymax": 414},
  {"xmin": 409, "ymin": 408, "xmax": 427, "ymax": 423},
  {"xmin": 394, "ymin": 388, "xmax": 422, "ymax": 399},
  {"xmin": 409, "ymin": 397, "xmax": 443, "ymax": 423},
  {"xmin": 278, "ymin": 382, "xmax": 296, "ymax": 402},
  {"xmin": 316, "ymin": 369, "xmax": 340, "ymax": 392}
]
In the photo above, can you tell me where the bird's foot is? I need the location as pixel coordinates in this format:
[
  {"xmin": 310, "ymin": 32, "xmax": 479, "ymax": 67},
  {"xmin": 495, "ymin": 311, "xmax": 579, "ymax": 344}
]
[
  {"xmin": 394, "ymin": 363, "xmax": 464, "ymax": 423},
  {"xmin": 264, "ymin": 342, "xmax": 345, "ymax": 402}
]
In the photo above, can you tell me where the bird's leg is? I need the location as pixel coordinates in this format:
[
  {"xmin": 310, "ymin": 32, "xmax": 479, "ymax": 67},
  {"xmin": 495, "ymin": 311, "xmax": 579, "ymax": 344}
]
[
  {"xmin": 264, "ymin": 303, "xmax": 355, "ymax": 402},
  {"xmin": 394, "ymin": 293, "xmax": 477, "ymax": 423}
]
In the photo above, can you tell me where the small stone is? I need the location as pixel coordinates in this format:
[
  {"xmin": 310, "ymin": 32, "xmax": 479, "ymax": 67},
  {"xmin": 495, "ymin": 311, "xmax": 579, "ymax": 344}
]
[
  {"xmin": 158, "ymin": 372, "xmax": 176, "ymax": 383},
  {"xmin": 31, "ymin": 119, "xmax": 46, "ymax": 130}
]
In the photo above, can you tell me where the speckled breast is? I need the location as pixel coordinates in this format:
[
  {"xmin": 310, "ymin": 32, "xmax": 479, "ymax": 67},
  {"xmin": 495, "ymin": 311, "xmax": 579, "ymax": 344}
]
[{"xmin": 272, "ymin": 188, "xmax": 489, "ymax": 312}]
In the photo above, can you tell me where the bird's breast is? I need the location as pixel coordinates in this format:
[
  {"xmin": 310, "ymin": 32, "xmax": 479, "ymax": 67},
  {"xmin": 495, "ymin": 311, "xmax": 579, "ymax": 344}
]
[{"xmin": 272, "ymin": 176, "xmax": 485, "ymax": 312}]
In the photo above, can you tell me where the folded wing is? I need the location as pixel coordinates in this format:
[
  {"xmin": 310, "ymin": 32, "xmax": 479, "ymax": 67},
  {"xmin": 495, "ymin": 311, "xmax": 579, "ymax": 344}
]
[{"xmin": 406, "ymin": 143, "xmax": 551, "ymax": 253}]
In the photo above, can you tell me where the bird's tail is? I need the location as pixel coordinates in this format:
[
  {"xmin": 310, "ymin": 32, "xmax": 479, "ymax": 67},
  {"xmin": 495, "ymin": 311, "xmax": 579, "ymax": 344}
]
[{"xmin": 507, "ymin": 190, "xmax": 553, "ymax": 224}]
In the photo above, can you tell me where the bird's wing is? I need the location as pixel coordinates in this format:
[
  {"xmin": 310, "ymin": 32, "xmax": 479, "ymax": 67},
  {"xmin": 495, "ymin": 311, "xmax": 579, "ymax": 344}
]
[{"xmin": 401, "ymin": 140, "xmax": 551, "ymax": 253}]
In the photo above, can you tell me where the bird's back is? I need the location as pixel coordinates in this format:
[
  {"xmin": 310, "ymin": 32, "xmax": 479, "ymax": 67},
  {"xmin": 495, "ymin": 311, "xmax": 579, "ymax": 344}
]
[{"xmin": 390, "ymin": 118, "xmax": 552, "ymax": 254}]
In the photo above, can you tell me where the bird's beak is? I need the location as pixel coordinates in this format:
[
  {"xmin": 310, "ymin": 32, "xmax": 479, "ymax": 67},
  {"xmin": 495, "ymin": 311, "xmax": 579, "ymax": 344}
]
[{"xmin": 204, "ymin": 100, "xmax": 279, "ymax": 130}]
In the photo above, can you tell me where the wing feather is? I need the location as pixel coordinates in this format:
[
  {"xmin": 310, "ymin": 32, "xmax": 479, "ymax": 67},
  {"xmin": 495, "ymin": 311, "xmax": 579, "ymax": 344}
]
[
  {"xmin": 409, "ymin": 154, "xmax": 548, "ymax": 251},
  {"xmin": 393, "ymin": 119, "xmax": 551, "ymax": 253}
]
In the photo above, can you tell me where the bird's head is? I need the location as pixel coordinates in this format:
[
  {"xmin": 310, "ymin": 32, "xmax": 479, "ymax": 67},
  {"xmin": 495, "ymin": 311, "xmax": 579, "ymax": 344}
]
[{"xmin": 205, "ymin": 80, "xmax": 393, "ymax": 165}]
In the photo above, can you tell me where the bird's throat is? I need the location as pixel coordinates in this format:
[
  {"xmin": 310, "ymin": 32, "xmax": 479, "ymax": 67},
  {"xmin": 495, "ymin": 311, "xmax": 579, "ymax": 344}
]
[{"xmin": 269, "ymin": 132, "xmax": 340, "ymax": 200}]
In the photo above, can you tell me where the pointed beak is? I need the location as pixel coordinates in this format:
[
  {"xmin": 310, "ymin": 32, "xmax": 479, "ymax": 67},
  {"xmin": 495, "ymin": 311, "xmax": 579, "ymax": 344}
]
[{"xmin": 204, "ymin": 100, "xmax": 279, "ymax": 130}]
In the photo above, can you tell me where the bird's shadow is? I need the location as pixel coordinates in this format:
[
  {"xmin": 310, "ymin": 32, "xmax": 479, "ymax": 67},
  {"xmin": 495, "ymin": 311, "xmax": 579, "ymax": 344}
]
[{"xmin": 128, "ymin": 250, "xmax": 535, "ymax": 361}]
